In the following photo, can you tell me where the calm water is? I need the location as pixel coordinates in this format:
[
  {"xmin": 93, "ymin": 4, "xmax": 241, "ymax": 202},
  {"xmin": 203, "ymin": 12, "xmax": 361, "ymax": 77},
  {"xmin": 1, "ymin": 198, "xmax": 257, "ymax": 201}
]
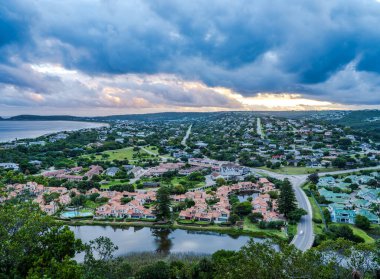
[
  {"xmin": 0, "ymin": 121, "xmax": 108, "ymax": 142},
  {"xmin": 70, "ymin": 226, "xmax": 254, "ymax": 260},
  {"xmin": 237, "ymin": 192, "xmax": 259, "ymax": 202}
]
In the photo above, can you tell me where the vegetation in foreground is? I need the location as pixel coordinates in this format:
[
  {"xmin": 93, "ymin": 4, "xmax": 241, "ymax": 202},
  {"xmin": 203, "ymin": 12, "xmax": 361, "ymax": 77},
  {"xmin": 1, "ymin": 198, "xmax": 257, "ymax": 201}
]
[{"xmin": 1, "ymin": 203, "xmax": 380, "ymax": 279}]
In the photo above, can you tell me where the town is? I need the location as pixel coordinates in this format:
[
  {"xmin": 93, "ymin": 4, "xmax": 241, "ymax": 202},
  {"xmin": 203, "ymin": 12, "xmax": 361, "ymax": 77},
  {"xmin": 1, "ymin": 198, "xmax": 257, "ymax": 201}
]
[{"xmin": 0, "ymin": 111, "xmax": 380, "ymax": 249}]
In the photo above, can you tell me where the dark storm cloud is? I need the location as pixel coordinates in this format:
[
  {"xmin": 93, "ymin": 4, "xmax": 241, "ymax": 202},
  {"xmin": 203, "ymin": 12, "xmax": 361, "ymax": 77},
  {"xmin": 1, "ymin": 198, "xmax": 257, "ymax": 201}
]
[{"xmin": 1, "ymin": 0, "xmax": 380, "ymax": 106}]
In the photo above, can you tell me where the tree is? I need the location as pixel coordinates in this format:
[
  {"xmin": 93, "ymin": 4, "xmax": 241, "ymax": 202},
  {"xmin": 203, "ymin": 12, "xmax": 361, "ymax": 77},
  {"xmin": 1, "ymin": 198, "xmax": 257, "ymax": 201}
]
[
  {"xmin": 332, "ymin": 157, "xmax": 347, "ymax": 169},
  {"xmin": 322, "ymin": 208, "xmax": 331, "ymax": 223},
  {"xmin": 355, "ymin": 215, "xmax": 371, "ymax": 230},
  {"xmin": 135, "ymin": 261, "xmax": 170, "ymax": 279},
  {"xmin": 234, "ymin": 201, "xmax": 252, "ymax": 216},
  {"xmin": 288, "ymin": 208, "xmax": 307, "ymax": 222},
  {"xmin": 308, "ymin": 173, "xmax": 319, "ymax": 184},
  {"xmin": 156, "ymin": 186, "xmax": 171, "ymax": 221},
  {"xmin": 89, "ymin": 192, "xmax": 100, "ymax": 202},
  {"xmin": 268, "ymin": 190, "xmax": 279, "ymax": 199},
  {"xmin": 0, "ymin": 203, "xmax": 83, "ymax": 278},
  {"xmin": 229, "ymin": 214, "xmax": 240, "ymax": 224},
  {"xmin": 278, "ymin": 179, "xmax": 297, "ymax": 217},
  {"xmin": 247, "ymin": 212, "xmax": 263, "ymax": 223},
  {"xmin": 172, "ymin": 184, "xmax": 186, "ymax": 194},
  {"xmin": 216, "ymin": 177, "xmax": 226, "ymax": 187},
  {"xmin": 83, "ymin": 236, "xmax": 121, "ymax": 279},
  {"xmin": 338, "ymin": 138, "xmax": 352, "ymax": 149},
  {"xmin": 188, "ymin": 171, "xmax": 205, "ymax": 182},
  {"xmin": 213, "ymin": 239, "xmax": 339, "ymax": 279},
  {"xmin": 329, "ymin": 224, "xmax": 365, "ymax": 243},
  {"xmin": 185, "ymin": 198, "xmax": 195, "ymax": 208},
  {"xmin": 71, "ymin": 194, "xmax": 86, "ymax": 207},
  {"xmin": 120, "ymin": 197, "xmax": 132, "ymax": 205}
]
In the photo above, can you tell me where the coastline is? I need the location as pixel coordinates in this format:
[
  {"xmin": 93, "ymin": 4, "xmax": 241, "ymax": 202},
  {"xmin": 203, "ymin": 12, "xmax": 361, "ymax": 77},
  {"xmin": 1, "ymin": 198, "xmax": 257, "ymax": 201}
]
[{"xmin": 0, "ymin": 120, "xmax": 109, "ymax": 143}]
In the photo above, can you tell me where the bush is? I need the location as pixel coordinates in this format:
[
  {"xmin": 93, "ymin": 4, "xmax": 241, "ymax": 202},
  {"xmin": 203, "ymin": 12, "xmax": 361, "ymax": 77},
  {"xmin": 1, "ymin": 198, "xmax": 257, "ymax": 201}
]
[
  {"xmin": 135, "ymin": 261, "xmax": 171, "ymax": 279},
  {"xmin": 355, "ymin": 215, "xmax": 371, "ymax": 230},
  {"xmin": 329, "ymin": 224, "xmax": 365, "ymax": 243},
  {"xmin": 247, "ymin": 212, "xmax": 263, "ymax": 223},
  {"xmin": 229, "ymin": 214, "xmax": 240, "ymax": 225},
  {"xmin": 233, "ymin": 201, "xmax": 252, "ymax": 216},
  {"xmin": 287, "ymin": 208, "xmax": 307, "ymax": 222},
  {"xmin": 258, "ymin": 220, "xmax": 284, "ymax": 230},
  {"xmin": 121, "ymin": 197, "xmax": 133, "ymax": 205},
  {"xmin": 109, "ymin": 184, "xmax": 134, "ymax": 192}
]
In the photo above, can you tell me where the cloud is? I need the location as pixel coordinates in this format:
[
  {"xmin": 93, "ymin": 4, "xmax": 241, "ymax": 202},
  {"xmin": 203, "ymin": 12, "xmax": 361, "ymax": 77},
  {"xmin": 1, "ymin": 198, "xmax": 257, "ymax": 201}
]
[
  {"xmin": 1, "ymin": 0, "xmax": 380, "ymax": 113},
  {"xmin": 1, "ymin": 63, "xmax": 360, "ymax": 116}
]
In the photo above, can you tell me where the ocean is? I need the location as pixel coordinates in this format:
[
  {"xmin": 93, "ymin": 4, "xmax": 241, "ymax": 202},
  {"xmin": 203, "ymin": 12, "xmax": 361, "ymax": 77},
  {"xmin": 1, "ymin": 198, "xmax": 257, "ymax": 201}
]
[{"xmin": 0, "ymin": 121, "xmax": 108, "ymax": 143}]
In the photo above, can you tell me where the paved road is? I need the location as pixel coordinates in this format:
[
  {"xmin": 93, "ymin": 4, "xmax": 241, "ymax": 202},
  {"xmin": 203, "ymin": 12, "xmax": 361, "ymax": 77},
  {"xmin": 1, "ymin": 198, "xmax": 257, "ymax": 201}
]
[
  {"xmin": 252, "ymin": 165, "xmax": 380, "ymax": 251},
  {"xmin": 181, "ymin": 125, "xmax": 192, "ymax": 147},
  {"xmin": 253, "ymin": 168, "xmax": 312, "ymax": 251},
  {"xmin": 256, "ymin": 118, "xmax": 265, "ymax": 139}
]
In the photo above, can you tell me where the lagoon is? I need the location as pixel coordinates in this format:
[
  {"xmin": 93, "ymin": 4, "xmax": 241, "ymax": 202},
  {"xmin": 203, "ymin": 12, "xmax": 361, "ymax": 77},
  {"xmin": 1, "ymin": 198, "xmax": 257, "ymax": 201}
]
[
  {"xmin": 0, "ymin": 121, "xmax": 107, "ymax": 142},
  {"xmin": 70, "ymin": 226, "xmax": 256, "ymax": 259}
]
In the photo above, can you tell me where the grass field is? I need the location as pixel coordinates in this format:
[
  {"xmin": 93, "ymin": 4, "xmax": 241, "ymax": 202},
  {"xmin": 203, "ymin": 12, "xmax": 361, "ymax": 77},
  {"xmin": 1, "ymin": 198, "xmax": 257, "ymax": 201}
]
[
  {"xmin": 171, "ymin": 176, "xmax": 206, "ymax": 188},
  {"xmin": 84, "ymin": 147, "xmax": 156, "ymax": 162},
  {"xmin": 258, "ymin": 166, "xmax": 340, "ymax": 175},
  {"xmin": 144, "ymin": 146, "xmax": 159, "ymax": 155}
]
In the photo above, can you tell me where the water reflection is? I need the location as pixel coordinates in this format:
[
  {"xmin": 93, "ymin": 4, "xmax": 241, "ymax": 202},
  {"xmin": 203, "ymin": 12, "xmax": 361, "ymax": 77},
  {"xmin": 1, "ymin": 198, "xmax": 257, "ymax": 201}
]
[
  {"xmin": 151, "ymin": 228, "xmax": 173, "ymax": 255},
  {"xmin": 237, "ymin": 192, "xmax": 258, "ymax": 202},
  {"xmin": 71, "ymin": 225, "xmax": 254, "ymax": 259}
]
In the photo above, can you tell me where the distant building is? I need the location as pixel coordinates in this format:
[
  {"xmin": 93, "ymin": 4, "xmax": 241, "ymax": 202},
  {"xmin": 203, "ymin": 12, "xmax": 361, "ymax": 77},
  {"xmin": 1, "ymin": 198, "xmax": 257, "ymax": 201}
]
[
  {"xmin": 29, "ymin": 141, "xmax": 46, "ymax": 146},
  {"xmin": 0, "ymin": 163, "xmax": 20, "ymax": 171},
  {"xmin": 29, "ymin": 160, "xmax": 42, "ymax": 166},
  {"xmin": 220, "ymin": 163, "xmax": 250, "ymax": 180},
  {"xmin": 105, "ymin": 167, "xmax": 120, "ymax": 177}
]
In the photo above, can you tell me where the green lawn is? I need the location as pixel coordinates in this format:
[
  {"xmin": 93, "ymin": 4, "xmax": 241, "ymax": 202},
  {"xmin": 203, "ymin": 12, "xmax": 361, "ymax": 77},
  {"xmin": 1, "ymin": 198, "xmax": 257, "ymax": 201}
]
[
  {"xmin": 309, "ymin": 197, "xmax": 325, "ymax": 235},
  {"xmin": 83, "ymin": 147, "xmax": 156, "ymax": 162},
  {"xmin": 258, "ymin": 166, "xmax": 340, "ymax": 175},
  {"xmin": 134, "ymin": 176, "xmax": 206, "ymax": 190},
  {"xmin": 243, "ymin": 217, "xmax": 286, "ymax": 239},
  {"xmin": 100, "ymin": 179, "xmax": 130, "ymax": 189},
  {"xmin": 144, "ymin": 146, "xmax": 159, "ymax": 155},
  {"xmin": 309, "ymin": 196, "xmax": 322, "ymax": 222},
  {"xmin": 171, "ymin": 176, "xmax": 206, "ymax": 188},
  {"xmin": 287, "ymin": 223, "xmax": 297, "ymax": 238}
]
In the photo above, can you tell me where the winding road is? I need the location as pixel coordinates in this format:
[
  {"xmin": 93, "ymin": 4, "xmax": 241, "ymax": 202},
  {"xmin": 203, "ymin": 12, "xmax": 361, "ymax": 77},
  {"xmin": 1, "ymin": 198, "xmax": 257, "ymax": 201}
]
[{"xmin": 253, "ymin": 165, "xmax": 380, "ymax": 251}]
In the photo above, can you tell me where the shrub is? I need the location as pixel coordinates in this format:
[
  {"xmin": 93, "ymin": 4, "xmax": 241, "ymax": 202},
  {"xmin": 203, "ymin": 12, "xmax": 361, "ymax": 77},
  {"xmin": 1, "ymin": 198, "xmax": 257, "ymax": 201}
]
[{"xmin": 355, "ymin": 215, "xmax": 371, "ymax": 230}]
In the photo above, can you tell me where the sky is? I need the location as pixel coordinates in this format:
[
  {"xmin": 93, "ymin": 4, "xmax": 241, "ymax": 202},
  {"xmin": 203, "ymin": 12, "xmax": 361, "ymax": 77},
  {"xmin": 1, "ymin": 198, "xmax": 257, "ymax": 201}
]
[{"xmin": 1, "ymin": 0, "xmax": 380, "ymax": 116}]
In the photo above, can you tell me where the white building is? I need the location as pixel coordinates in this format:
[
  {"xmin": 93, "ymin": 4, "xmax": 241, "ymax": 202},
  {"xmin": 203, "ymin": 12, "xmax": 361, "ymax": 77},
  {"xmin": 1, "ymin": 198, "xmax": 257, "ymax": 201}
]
[
  {"xmin": 0, "ymin": 163, "xmax": 20, "ymax": 171},
  {"xmin": 220, "ymin": 163, "xmax": 250, "ymax": 180}
]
